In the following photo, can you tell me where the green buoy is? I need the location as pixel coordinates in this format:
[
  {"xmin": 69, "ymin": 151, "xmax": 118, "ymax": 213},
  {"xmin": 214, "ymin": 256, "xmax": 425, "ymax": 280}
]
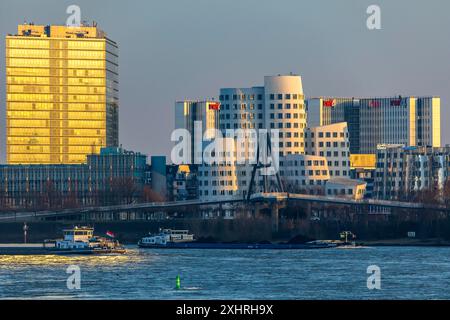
[{"xmin": 176, "ymin": 275, "xmax": 181, "ymax": 290}]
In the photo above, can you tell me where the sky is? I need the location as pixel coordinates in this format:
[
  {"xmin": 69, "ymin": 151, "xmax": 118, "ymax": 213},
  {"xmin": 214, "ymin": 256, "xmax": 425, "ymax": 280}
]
[{"xmin": 0, "ymin": 0, "xmax": 449, "ymax": 163}]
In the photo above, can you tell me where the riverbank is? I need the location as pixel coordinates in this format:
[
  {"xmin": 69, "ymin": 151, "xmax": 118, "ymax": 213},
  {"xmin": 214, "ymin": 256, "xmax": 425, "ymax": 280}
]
[
  {"xmin": 360, "ymin": 238, "xmax": 450, "ymax": 247},
  {"xmin": 2, "ymin": 237, "xmax": 450, "ymax": 256},
  {"xmin": 1, "ymin": 218, "xmax": 450, "ymax": 245}
]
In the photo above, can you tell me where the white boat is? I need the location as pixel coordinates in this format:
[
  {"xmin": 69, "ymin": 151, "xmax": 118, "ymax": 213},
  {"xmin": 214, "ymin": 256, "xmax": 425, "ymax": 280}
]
[
  {"xmin": 45, "ymin": 226, "xmax": 126, "ymax": 254},
  {"xmin": 138, "ymin": 229, "xmax": 194, "ymax": 247}
]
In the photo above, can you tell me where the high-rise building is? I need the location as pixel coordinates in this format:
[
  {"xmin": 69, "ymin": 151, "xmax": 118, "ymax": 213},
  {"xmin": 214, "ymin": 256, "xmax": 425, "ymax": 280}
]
[
  {"xmin": 174, "ymin": 100, "xmax": 220, "ymax": 163},
  {"xmin": 306, "ymin": 96, "xmax": 441, "ymax": 154},
  {"xmin": 5, "ymin": 23, "xmax": 119, "ymax": 164}
]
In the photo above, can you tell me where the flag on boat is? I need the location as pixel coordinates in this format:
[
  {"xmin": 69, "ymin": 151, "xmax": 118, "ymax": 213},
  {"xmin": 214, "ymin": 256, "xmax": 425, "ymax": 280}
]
[{"xmin": 106, "ymin": 231, "xmax": 115, "ymax": 238}]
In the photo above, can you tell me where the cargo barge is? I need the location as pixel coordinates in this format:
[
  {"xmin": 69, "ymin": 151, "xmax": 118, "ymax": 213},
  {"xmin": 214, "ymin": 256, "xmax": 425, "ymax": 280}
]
[
  {"xmin": 138, "ymin": 229, "xmax": 337, "ymax": 249},
  {"xmin": 0, "ymin": 226, "xmax": 126, "ymax": 255}
]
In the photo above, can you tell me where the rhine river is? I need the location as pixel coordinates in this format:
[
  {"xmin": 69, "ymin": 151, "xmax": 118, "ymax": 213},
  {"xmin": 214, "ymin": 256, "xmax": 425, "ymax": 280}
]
[{"xmin": 1, "ymin": 246, "xmax": 450, "ymax": 299}]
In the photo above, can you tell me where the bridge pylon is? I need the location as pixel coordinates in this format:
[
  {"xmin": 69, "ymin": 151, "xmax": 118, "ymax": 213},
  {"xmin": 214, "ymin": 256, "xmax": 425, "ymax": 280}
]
[{"xmin": 246, "ymin": 131, "xmax": 284, "ymax": 201}]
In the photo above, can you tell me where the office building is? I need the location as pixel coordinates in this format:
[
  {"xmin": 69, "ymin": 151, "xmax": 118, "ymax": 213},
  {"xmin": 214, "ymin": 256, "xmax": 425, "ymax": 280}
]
[
  {"xmin": 305, "ymin": 122, "xmax": 351, "ymax": 178},
  {"xmin": 280, "ymin": 154, "xmax": 330, "ymax": 194},
  {"xmin": 374, "ymin": 144, "xmax": 450, "ymax": 200},
  {"xmin": 349, "ymin": 154, "xmax": 376, "ymax": 198},
  {"xmin": 174, "ymin": 100, "xmax": 220, "ymax": 163},
  {"xmin": 6, "ymin": 23, "xmax": 119, "ymax": 164},
  {"xmin": 199, "ymin": 75, "xmax": 308, "ymax": 200},
  {"xmin": 0, "ymin": 147, "xmax": 146, "ymax": 208},
  {"xmin": 150, "ymin": 156, "xmax": 167, "ymax": 200},
  {"xmin": 219, "ymin": 75, "xmax": 307, "ymax": 156},
  {"xmin": 307, "ymin": 96, "xmax": 441, "ymax": 154}
]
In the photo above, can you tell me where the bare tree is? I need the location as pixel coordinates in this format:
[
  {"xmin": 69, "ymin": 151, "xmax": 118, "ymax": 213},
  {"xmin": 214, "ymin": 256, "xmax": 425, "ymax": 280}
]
[{"xmin": 142, "ymin": 185, "xmax": 165, "ymax": 202}]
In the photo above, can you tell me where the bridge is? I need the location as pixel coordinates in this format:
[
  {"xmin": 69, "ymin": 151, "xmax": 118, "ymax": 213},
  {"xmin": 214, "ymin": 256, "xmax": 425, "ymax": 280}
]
[{"xmin": 1, "ymin": 192, "xmax": 445, "ymax": 231}]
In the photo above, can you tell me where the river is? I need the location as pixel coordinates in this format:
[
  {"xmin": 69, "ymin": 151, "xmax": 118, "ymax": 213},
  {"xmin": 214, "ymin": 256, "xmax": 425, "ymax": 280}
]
[{"xmin": 0, "ymin": 246, "xmax": 449, "ymax": 299}]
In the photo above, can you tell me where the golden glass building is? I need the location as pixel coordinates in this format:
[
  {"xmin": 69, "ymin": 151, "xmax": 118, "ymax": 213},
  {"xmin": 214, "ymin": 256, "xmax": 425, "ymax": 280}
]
[{"xmin": 5, "ymin": 24, "xmax": 118, "ymax": 164}]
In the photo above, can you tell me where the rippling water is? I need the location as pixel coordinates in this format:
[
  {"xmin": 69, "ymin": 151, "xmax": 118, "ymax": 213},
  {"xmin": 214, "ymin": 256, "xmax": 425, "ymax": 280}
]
[{"xmin": 1, "ymin": 246, "xmax": 450, "ymax": 299}]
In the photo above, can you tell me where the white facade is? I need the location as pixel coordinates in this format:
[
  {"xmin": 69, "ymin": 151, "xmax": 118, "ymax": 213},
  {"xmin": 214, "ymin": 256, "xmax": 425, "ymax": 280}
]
[
  {"xmin": 325, "ymin": 178, "xmax": 367, "ymax": 200},
  {"xmin": 198, "ymin": 138, "xmax": 239, "ymax": 201},
  {"xmin": 219, "ymin": 75, "xmax": 307, "ymax": 157},
  {"xmin": 305, "ymin": 122, "xmax": 350, "ymax": 178},
  {"xmin": 206, "ymin": 75, "xmax": 308, "ymax": 200},
  {"xmin": 279, "ymin": 154, "xmax": 330, "ymax": 194}
]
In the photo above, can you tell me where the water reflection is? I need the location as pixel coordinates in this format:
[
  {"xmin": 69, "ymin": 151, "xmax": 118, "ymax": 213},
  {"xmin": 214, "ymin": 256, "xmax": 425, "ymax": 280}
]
[{"xmin": 0, "ymin": 247, "xmax": 147, "ymax": 269}]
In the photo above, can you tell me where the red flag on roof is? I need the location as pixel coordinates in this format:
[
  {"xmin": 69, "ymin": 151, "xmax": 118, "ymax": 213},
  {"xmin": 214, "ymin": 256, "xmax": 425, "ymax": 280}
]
[
  {"xmin": 323, "ymin": 99, "xmax": 335, "ymax": 107},
  {"xmin": 209, "ymin": 102, "xmax": 221, "ymax": 110},
  {"xmin": 369, "ymin": 100, "xmax": 380, "ymax": 107},
  {"xmin": 390, "ymin": 99, "xmax": 402, "ymax": 106}
]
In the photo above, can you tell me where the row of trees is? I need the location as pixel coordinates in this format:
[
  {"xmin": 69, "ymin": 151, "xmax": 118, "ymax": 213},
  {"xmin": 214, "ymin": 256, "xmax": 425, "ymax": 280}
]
[
  {"xmin": 0, "ymin": 177, "xmax": 165, "ymax": 211},
  {"xmin": 399, "ymin": 180, "xmax": 450, "ymax": 207}
]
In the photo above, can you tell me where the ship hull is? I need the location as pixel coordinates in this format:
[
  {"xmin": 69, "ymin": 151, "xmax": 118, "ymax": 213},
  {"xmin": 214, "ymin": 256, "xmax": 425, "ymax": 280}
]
[
  {"xmin": 46, "ymin": 248, "xmax": 126, "ymax": 255},
  {"xmin": 137, "ymin": 242, "xmax": 335, "ymax": 249}
]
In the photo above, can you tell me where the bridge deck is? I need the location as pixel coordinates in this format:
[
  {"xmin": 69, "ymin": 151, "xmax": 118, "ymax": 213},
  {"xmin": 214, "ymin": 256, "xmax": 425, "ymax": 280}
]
[{"xmin": 0, "ymin": 193, "xmax": 445, "ymax": 221}]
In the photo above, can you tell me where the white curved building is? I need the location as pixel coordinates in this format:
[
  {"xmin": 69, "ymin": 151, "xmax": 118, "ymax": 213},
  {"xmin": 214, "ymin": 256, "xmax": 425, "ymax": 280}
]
[
  {"xmin": 201, "ymin": 75, "xmax": 308, "ymax": 200},
  {"xmin": 219, "ymin": 75, "xmax": 306, "ymax": 157},
  {"xmin": 263, "ymin": 75, "xmax": 307, "ymax": 156}
]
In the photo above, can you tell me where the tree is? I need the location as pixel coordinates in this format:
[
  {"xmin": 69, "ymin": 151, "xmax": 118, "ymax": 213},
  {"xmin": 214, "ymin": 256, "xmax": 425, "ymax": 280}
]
[
  {"xmin": 108, "ymin": 177, "xmax": 138, "ymax": 205},
  {"xmin": 443, "ymin": 179, "xmax": 450, "ymax": 208},
  {"xmin": 0, "ymin": 185, "xmax": 7, "ymax": 211},
  {"xmin": 43, "ymin": 180, "xmax": 59, "ymax": 209},
  {"xmin": 142, "ymin": 185, "xmax": 165, "ymax": 202}
]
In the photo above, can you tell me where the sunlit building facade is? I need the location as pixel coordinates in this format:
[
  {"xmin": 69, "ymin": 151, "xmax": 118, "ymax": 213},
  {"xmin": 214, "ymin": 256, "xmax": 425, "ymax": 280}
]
[
  {"xmin": 307, "ymin": 96, "xmax": 441, "ymax": 154},
  {"xmin": 5, "ymin": 24, "xmax": 119, "ymax": 164}
]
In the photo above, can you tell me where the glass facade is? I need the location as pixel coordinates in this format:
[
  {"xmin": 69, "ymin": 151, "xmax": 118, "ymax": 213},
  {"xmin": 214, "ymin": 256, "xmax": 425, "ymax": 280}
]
[
  {"xmin": 0, "ymin": 147, "xmax": 147, "ymax": 208},
  {"xmin": 5, "ymin": 24, "xmax": 118, "ymax": 164}
]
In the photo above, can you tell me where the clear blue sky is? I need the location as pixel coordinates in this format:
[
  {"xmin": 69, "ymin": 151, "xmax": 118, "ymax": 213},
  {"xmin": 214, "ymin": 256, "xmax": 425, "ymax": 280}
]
[{"xmin": 0, "ymin": 0, "xmax": 449, "ymax": 162}]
